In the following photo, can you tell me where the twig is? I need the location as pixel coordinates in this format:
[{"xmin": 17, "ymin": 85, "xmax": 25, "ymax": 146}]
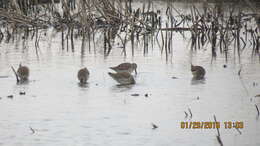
[
  {"xmin": 213, "ymin": 115, "xmax": 220, "ymax": 136},
  {"xmin": 11, "ymin": 66, "xmax": 19, "ymax": 83},
  {"xmin": 238, "ymin": 66, "xmax": 249, "ymax": 96},
  {"xmin": 29, "ymin": 126, "xmax": 35, "ymax": 134},
  {"xmin": 235, "ymin": 127, "xmax": 242, "ymax": 135},
  {"xmin": 214, "ymin": 115, "xmax": 223, "ymax": 146},
  {"xmin": 255, "ymin": 104, "xmax": 260, "ymax": 117},
  {"xmin": 184, "ymin": 111, "xmax": 188, "ymax": 118},
  {"xmin": 238, "ymin": 67, "xmax": 242, "ymax": 76},
  {"xmin": 188, "ymin": 108, "xmax": 193, "ymax": 118},
  {"xmin": 151, "ymin": 123, "xmax": 158, "ymax": 129},
  {"xmin": 216, "ymin": 135, "xmax": 224, "ymax": 146}
]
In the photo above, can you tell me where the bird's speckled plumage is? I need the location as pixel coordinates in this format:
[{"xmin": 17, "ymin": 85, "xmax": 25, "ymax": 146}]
[
  {"xmin": 191, "ymin": 64, "xmax": 206, "ymax": 79},
  {"xmin": 77, "ymin": 67, "xmax": 89, "ymax": 83},
  {"xmin": 110, "ymin": 63, "xmax": 137, "ymax": 74},
  {"xmin": 108, "ymin": 72, "xmax": 135, "ymax": 85},
  {"xmin": 17, "ymin": 64, "xmax": 29, "ymax": 81}
]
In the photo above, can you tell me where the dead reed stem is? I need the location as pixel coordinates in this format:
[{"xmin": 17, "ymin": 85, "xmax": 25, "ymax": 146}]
[
  {"xmin": 255, "ymin": 104, "xmax": 260, "ymax": 117},
  {"xmin": 11, "ymin": 66, "xmax": 19, "ymax": 83},
  {"xmin": 214, "ymin": 115, "xmax": 223, "ymax": 146}
]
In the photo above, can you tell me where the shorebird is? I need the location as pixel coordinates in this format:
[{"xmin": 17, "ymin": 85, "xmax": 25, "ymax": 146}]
[
  {"xmin": 191, "ymin": 64, "xmax": 206, "ymax": 79},
  {"xmin": 110, "ymin": 63, "xmax": 137, "ymax": 74},
  {"xmin": 17, "ymin": 64, "xmax": 29, "ymax": 81},
  {"xmin": 108, "ymin": 72, "xmax": 135, "ymax": 85},
  {"xmin": 77, "ymin": 67, "xmax": 89, "ymax": 84}
]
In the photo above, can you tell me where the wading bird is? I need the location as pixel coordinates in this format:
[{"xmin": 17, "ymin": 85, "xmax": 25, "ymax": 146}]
[
  {"xmin": 77, "ymin": 67, "xmax": 89, "ymax": 84},
  {"xmin": 110, "ymin": 63, "xmax": 137, "ymax": 74},
  {"xmin": 191, "ymin": 64, "xmax": 206, "ymax": 79},
  {"xmin": 108, "ymin": 72, "xmax": 135, "ymax": 85},
  {"xmin": 17, "ymin": 64, "xmax": 29, "ymax": 81}
]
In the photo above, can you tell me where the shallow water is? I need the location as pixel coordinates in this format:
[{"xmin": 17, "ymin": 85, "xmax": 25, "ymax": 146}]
[{"xmin": 1, "ymin": 2, "xmax": 260, "ymax": 146}]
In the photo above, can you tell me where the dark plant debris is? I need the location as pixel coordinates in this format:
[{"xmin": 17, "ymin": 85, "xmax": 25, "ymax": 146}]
[
  {"xmin": 214, "ymin": 115, "xmax": 223, "ymax": 146},
  {"xmin": 131, "ymin": 93, "xmax": 140, "ymax": 97},
  {"xmin": 184, "ymin": 111, "xmax": 188, "ymax": 118},
  {"xmin": 235, "ymin": 127, "xmax": 242, "ymax": 135},
  {"xmin": 19, "ymin": 92, "xmax": 26, "ymax": 95},
  {"xmin": 7, "ymin": 95, "xmax": 14, "ymax": 99},
  {"xmin": 255, "ymin": 94, "xmax": 260, "ymax": 97},
  {"xmin": 255, "ymin": 104, "xmax": 260, "ymax": 118},
  {"xmin": 151, "ymin": 123, "xmax": 158, "ymax": 129},
  {"xmin": 188, "ymin": 108, "xmax": 193, "ymax": 118},
  {"xmin": 29, "ymin": 126, "xmax": 35, "ymax": 134}
]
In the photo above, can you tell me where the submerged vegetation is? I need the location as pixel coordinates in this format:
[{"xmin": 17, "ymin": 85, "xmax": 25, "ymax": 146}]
[{"xmin": 0, "ymin": 0, "xmax": 259, "ymax": 61}]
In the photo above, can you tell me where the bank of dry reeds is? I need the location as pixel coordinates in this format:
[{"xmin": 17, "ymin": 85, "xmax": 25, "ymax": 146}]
[{"xmin": 0, "ymin": 0, "xmax": 259, "ymax": 60}]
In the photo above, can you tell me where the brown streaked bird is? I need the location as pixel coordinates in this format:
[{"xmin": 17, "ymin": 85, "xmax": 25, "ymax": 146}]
[
  {"xmin": 77, "ymin": 67, "xmax": 89, "ymax": 84},
  {"xmin": 17, "ymin": 64, "xmax": 29, "ymax": 81},
  {"xmin": 108, "ymin": 72, "xmax": 135, "ymax": 85},
  {"xmin": 110, "ymin": 63, "xmax": 137, "ymax": 74},
  {"xmin": 191, "ymin": 64, "xmax": 206, "ymax": 79}
]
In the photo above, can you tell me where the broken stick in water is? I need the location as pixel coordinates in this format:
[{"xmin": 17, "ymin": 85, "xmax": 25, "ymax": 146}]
[
  {"xmin": 238, "ymin": 67, "xmax": 242, "ymax": 76},
  {"xmin": 11, "ymin": 66, "xmax": 19, "ymax": 83},
  {"xmin": 184, "ymin": 111, "xmax": 188, "ymax": 118},
  {"xmin": 214, "ymin": 115, "xmax": 223, "ymax": 146},
  {"xmin": 29, "ymin": 126, "xmax": 35, "ymax": 134},
  {"xmin": 188, "ymin": 108, "xmax": 193, "ymax": 118},
  {"xmin": 235, "ymin": 127, "xmax": 242, "ymax": 135},
  {"xmin": 255, "ymin": 104, "xmax": 260, "ymax": 117}
]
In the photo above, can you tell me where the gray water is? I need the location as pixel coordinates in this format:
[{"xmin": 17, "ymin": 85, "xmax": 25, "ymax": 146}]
[{"xmin": 1, "ymin": 2, "xmax": 260, "ymax": 146}]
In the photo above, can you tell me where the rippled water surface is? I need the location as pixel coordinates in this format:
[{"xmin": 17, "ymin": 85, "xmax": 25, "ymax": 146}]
[{"xmin": 1, "ymin": 2, "xmax": 260, "ymax": 146}]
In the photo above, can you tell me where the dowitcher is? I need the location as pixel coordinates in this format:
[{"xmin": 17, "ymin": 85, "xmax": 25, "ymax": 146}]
[
  {"xmin": 110, "ymin": 63, "xmax": 137, "ymax": 74},
  {"xmin": 191, "ymin": 64, "xmax": 206, "ymax": 79},
  {"xmin": 108, "ymin": 72, "xmax": 135, "ymax": 85},
  {"xmin": 77, "ymin": 67, "xmax": 89, "ymax": 84},
  {"xmin": 17, "ymin": 64, "xmax": 29, "ymax": 81}
]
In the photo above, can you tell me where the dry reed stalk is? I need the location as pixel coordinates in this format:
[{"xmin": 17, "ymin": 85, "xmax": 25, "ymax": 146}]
[{"xmin": 11, "ymin": 66, "xmax": 19, "ymax": 83}]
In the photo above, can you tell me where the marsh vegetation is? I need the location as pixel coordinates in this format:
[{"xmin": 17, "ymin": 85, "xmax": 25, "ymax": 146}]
[
  {"xmin": 0, "ymin": 1, "xmax": 260, "ymax": 146},
  {"xmin": 0, "ymin": 0, "xmax": 259, "ymax": 61}
]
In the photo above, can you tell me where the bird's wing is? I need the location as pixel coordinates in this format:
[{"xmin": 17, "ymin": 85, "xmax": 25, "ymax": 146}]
[{"xmin": 117, "ymin": 63, "xmax": 131, "ymax": 70}]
